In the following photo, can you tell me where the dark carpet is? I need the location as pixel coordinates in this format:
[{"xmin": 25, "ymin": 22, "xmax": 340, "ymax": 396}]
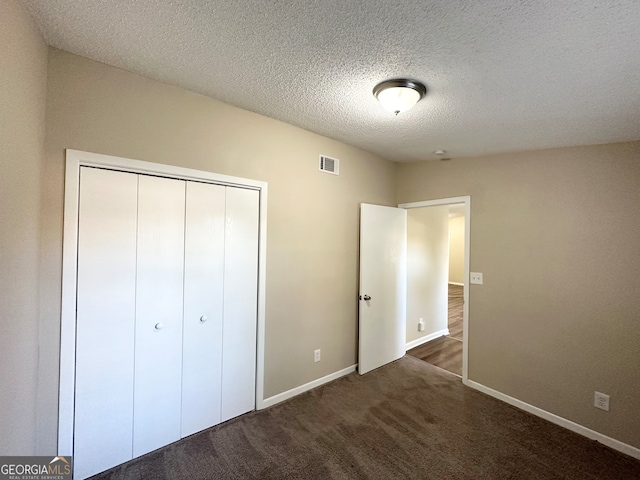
[{"xmin": 90, "ymin": 356, "xmax": 640, "ymax": 480}]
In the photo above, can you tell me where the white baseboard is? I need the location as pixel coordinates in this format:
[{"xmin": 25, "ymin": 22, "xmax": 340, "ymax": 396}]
[
  {"xmin": 448, "ymin": 281, "xmax": 465, "ymax": 286},
  {"xmin": 260, "ymin": 364, "xmax": 356, "ymax": 409},
  {"xmin": 464, "ymin": 379, "xmax": 640, "ymax": 461},
  {"xmin": 405, "ymin": 328, "xmax": 449, "ymax": 351}
]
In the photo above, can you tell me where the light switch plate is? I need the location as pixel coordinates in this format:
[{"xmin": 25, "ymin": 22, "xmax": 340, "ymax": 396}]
[{"xmin": 470, "ymin": 272, "xmax": 483, "ymax": 284}]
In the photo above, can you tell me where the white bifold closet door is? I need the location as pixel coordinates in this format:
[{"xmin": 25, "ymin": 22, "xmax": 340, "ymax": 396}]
[
  {"xmin": 73, "ymin": 167, "xmax": 259, "ymax": 479},
  {"xmin": 181, "ymin": 181, "xmax": 225, "ymax": 438},
  {"xmin": 221, "ymin": 187, "xmax": 259, "ymax": 422},
  {"xmin": 74, "ymin": 168, "xmax": 138, "ymax": 480},
  {"xmin": 133, "ymin": 176, "xmax": 186, "ymax": 457}
]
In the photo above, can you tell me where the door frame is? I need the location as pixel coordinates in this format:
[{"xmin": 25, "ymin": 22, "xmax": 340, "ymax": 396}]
[
  {"xmin": 398, "ymin": 196, "xmax": 471, "ymax": 382},
  {"xmin": 58, "ymin": 149, "xmax": 268, "ymax": 455}
]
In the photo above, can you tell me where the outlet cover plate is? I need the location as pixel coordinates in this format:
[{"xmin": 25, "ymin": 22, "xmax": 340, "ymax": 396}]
[
  {"xmin": 594, "ymin": 391, "xmax": 610, "ymax": 411},
  {"xmin": 470, "ymin": 272, "xmax": 484, "ymax": 284},
  {"xmin": 314, "ymin": 349, "xmax": 321, "ymax": 363}
]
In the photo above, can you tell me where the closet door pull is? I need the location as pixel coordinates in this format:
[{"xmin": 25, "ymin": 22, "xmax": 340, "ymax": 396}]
[
  {"xmin": 199, "ymin": 315, "xmax": 208, "ymax": 323},
  {"xmin": 154, "ymin": 323, "xmax": 164, "ymax": 330}
]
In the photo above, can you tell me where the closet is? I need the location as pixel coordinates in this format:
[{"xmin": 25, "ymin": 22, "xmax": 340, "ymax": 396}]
[{"xmin": 72, "ymin": 166, "xmax": 259, "ymax": 479}]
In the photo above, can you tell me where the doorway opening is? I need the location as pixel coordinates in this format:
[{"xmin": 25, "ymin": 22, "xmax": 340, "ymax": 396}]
[{"xmin": 401, "ymin": 197, "xmax": 470, "ymax": 381}]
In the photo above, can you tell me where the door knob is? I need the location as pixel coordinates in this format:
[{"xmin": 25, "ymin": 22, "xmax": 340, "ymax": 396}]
[
  {"xmin": 200, "ymin": 315, "xmax": 208, "ymax": 323},
  {"xmin": 360, "ymin": 294, "xmax": 371, "ymax": 301},
  {"xmin": 154, "ymin": 323, "xmax": 163, "ymax": 330}
]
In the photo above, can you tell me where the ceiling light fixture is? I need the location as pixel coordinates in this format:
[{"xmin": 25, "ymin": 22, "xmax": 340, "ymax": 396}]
[{"xmin": 373, "ymin": 79, "xmax": 427, "ymax": 115}]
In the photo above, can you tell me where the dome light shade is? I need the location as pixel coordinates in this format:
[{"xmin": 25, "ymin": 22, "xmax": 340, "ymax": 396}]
[{"xmin": 373, "ymin": 79, "xmax": 427, "ymax": 115}]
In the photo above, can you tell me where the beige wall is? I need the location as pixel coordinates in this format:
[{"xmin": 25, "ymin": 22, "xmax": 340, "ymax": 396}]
[
  {"xmin": 37, "ymin": 49, "xmax": 396, "ymax": 452},
  {"xmin": 397, "ymin": 142, "xmax": 640, "ymax": 449},
  {"xmin": 406, "ymin": 206, "xmax": 449, "ymax": 343},
  {"xmin": 0, "ymin": 0, "xmax": 48, "ymax": 455},
  {"xmin": 3, "ymin": 11, "xmax": 637, "ymax": 455},
  {"xmin": 448, "ymin": 216, "xmax": 465, "ymax": 284}
]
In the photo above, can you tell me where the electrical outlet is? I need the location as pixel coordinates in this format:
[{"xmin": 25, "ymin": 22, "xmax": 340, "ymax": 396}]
[
  {"xmin": 418, "ymin": 318, "xmax": 425, "ymax": 331},
  {"xmin": 594, "ymin": 391, "xmax": 610, "ymax": 411},
  {"xmin": 314, "ymin": 349, "xmax": 321, "ymax": 363},
  {"xmin": 470, "ymin": 272, "xmax": 483, "ymax": 285}
]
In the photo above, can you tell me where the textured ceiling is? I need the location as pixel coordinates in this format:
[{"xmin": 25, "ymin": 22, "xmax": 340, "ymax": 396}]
[{"xmin": 20, "ymin": 0, "xmax": 640, "ymax": 162}]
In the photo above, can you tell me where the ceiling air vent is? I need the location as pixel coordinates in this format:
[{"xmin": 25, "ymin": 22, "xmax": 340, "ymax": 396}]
[{"xmin": 319, "ymin": 155, "xmax": 340, "ymax": 175}]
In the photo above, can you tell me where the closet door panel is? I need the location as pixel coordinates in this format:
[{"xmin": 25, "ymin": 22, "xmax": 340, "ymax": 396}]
[
  {"xmin": 181, "ymin": 181, "xmax": 225, "ymax": 438},
  {"xmin": 221, "ymin": 187, "xmax": 259, "ymax": 422},
  {"xmin": 134, "ymin": 176, "xmax": 185, "ymax": 457},
  {"xmin": 74, "ymin": 167, "xmax": 137, "ymax": 479}
]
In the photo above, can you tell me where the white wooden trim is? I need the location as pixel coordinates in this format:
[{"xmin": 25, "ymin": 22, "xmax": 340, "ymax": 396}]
[
  {"xmin": 448, "ymin": 281, "xmax": 464, "ymax": 286},
  {"xmin": 64, "ymin": 149, "xmax": 265, "ymax": 189},
  {"xmin": 398, "ymin": 196, "xmax": 469, "ymax": 209},
  {"xmin": 464, "ymin": 379, "xmax": 640, "ymax": 461},
  {"xmin": 261, "ymin": 365, "xmax": 357, "ymax": 409},
  {"xmin": 58, "ymin": 154, "xmax": 80, "ymax": 456},
  {"xmin": 399, "ymin": 196, "xmax": 471, "ymax": 383},
  {"xmin": 463, "ymin": 198, "xmax": 470, "ymax": 381},
  {"xmin": 255, "ymin": 184, "xmax": 268, "ymax": 410},
  {"xmin": 58, "ymin": 149, "xmax": 268, "ymax": 454},
  {"xmin": 405, "ymin": 329, "xmax": 450, "ymax": 351}
]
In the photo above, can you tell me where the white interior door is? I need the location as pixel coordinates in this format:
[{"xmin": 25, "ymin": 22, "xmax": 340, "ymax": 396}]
[
  {"xmin": 133, "ymin": 176, "xmax": 185, "ymax": 457},
  {"xmin": 181, "ymin": 181, "xmax": 226, "ymax": 437},
  {"xmin": 221, "ymin": 187, "xmax": 259, "ymax": 422},
  {"xmin": 358, "ymin": 203, "xmax": 407, "ymax": 375},
  {"xmin": 74, "ymin": 167, "xmax": 137, "ymax": 479}
]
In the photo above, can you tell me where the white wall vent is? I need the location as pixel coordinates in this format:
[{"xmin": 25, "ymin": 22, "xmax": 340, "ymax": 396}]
[{"xmin": 319, "ymin": 155, "xmax": 340, "ymax": 175}]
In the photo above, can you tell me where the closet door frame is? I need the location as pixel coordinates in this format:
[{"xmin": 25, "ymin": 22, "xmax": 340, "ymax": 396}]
[{"xmin": 58, "ymin": 149, "xmax": 268, "ymax": 456}]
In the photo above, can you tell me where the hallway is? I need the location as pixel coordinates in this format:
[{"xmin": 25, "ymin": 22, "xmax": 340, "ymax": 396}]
[{"xmin": 407, "ymin": 284, "xmax": 463, "ymax": 376}]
